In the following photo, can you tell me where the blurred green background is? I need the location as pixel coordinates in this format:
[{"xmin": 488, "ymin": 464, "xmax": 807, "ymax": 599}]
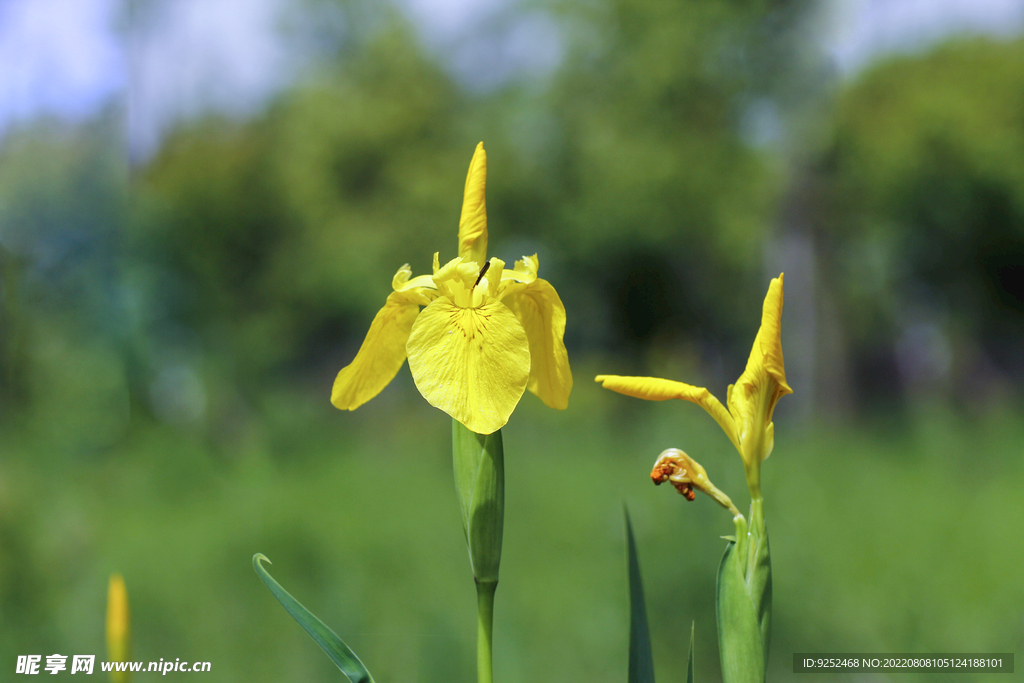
[{"xmin": 1, "ymin": 0, "xmax": 1022, "ymax": 680}]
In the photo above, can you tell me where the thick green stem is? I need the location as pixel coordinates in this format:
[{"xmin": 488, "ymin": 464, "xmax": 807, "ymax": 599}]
[{"xmin": 476, "ymin": 580, "xmax": 497, "ymax": 683}]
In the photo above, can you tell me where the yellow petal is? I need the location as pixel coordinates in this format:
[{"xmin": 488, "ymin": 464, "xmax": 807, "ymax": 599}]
[
  {"xmin": 730, "ymin": 274, "xmax": 791, "ymax": 464},
  {"xmin": 433, "ymin": 255, "xmax": 480, "ymax": 306},
  {"xmin": 331, "ymin": 291, "xmax": 420, "ymax": 411},
  {"xmin": 406, "ymin": 297, "xmax": 530, "ymax": 434},
  {"xmin": 482, "ymin": 257, "xmax": 506, "ymax": 300},
  {"xmin": 594, "ymin": 375, "xmax": 739, "ymax": 450},
  {"xmin": 756, "ymin": 273, "xmax": 791, "ymax": 396},
  {"xmin": 458, "ymin": 142, "xmax": 488, "ymax": 265},
  {"xmin": 503, "ymin": 278, "xmax": 572, "ymax": 409}
]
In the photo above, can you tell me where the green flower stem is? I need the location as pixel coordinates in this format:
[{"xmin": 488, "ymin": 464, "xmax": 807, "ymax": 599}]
[{"xmin": 476, "ymin": 580, "xmax": 497, "ymax": 683}]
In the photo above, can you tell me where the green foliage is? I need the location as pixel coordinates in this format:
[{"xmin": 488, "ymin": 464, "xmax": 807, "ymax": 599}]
[
  {"xmin": 813, "ymin": 38, "xmax": 1024, "ymax": 384},
  {"xmin": 253, "ymin": 554, "xmax": 375, "ymax": 683},
  {"xmin": 549, "ymin": 0, "xmax": 781, "ymax": 264}
]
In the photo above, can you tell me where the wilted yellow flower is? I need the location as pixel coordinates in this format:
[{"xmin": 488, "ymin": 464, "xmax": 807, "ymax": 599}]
[
  {"xmin": 332, "ymin": 143, "xmax": 572, "ymax": 434},
  {"xmin": 597, "ymin": 275, "xmax": 790, "ymax": 498},
  {"xmin": 106, "ymin": 574, "xmax": 130, "ymax": 683},
  {"xmin": 650, "ymin": 448, "xmax": 739, "ymax": 515}
]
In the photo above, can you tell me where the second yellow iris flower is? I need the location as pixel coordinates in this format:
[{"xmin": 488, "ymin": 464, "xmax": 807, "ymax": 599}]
[{"xmin": 596, "ymin": 275, "xmax": 790, "ymax": 497}]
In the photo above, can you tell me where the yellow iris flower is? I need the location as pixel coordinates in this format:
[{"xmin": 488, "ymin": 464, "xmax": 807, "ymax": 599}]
[
  {"xmin": 596, "ymin": 275, "xmax": 790, "ymax": 498},
  {"xmin": 332, "ymin": 143, "xmax": 572, "ymax": 434}
]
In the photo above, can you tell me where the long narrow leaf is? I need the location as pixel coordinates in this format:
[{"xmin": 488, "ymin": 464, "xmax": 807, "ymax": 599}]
[
  {"xmin": 625, "ymin": 509, "xmax": 656, "ymax": 683},
  {"xmin": 253, "ymin": 554, "xmax": 375, "ymax": 683},
  {"xmin": 687, "ymin": 621, "xmax": 695, "ymax": 683}
]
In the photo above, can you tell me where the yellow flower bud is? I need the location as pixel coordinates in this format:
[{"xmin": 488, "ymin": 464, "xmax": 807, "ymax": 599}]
[{"xmin": 106, "ymin": 574, "xmax": 130, "ymax": 683}]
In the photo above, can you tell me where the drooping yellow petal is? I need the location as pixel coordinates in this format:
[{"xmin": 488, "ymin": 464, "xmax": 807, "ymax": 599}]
[
  {"xmin": 407, "ymin": 297, "xmax": 530, "ymax": 434},
  {"xmin": 503, "ymin": 278, "xmax": 572, "ymax": 410},
  {"xmin": 332, "ymin": 291, "xmax": 420, "ymax": 411},
  {"xmin": 458, "ymin": 142, "xmax": 488, "ymax": 265},
  {"xmin": 594, "ymin": 375, "xmax": 739, "ymax": 450}
]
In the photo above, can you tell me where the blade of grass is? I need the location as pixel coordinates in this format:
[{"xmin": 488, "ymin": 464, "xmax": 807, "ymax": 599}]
[
  {"xmin": 253, "ymin": 554, "xmax": 375, "ymax": 683},
  {"xmin": 687, "ymin": 621, "xmax": 695, "ymax": 683},
  {"xmin": 625, "ymin": 508, "xmax": 655, "ymax": 683}
]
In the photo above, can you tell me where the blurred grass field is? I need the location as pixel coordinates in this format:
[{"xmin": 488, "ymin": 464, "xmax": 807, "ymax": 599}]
[{"xmin": 2, "ymin": 360, "xmax": 1020, "ymax": 682}]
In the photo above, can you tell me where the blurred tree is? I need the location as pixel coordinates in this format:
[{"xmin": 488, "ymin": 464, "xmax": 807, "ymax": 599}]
[
  {"xmin": 133, "ymin": 18, "xmax": 472, "ymax": 420},
  {"xmin": 134, "ymin": 0, "xmax": 813, "ymax": 407},
  {"xmin": 811, "ymin": 38, "xmax": 1024, "ymax": 411},
  {"xmin": 0, "ymin": 118, "xmax": 129, "ymax": 444},
  {"xmin": 522, "ymin": 0, "xmax": 809, "ymax": 361}
]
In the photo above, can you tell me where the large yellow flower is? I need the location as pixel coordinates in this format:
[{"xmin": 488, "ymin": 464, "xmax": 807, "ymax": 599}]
[
  {"xmin": 595, "ymin": 275, "xmax": 790, "ymax": 497},
  {"xmin": 332, "ymin": 143, "xmax": 572, "ymax": 434}
]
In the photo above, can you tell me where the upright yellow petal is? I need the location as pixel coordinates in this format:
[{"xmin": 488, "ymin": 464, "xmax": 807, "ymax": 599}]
[
  {"xmin": 500, "ymin": 254, "xmax": 539, "ymax": 284},
  {"xmin": 406, "ymin": 297, "xmax": 530, "ymax": 434},
  {"xmin": 332, "ymin": 291, "xmax": 420, "ymax": 411},
  {"xmin": 106, "ymin": 574, "xmax": 130, "ymax": 683},
  {"xmin": 503, "ymin": 278, "xmax": 572, "ymax": 409},
  {"xmin": 595, "ymin": 375, "xmax": 739, "ymax": 450},
  {"xmin": 458, "ymin": 142, "xmax": 488, "ymax": 265},
  {"xmin": 731, "ymin": 274, "xmax": 791, "ymax": 463},
  {"xmin": 757, "ymin": 273, "xmax": 791, "ymax": 396}
]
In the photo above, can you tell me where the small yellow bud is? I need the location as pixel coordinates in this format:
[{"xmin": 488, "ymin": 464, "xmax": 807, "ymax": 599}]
[
  {"xmin": 650, "ymin": 448, "xmax": 740, "ymax": 517},
  {"xmin": 106, "ymin": 574, "xmax": 131, "ymax": 683}
]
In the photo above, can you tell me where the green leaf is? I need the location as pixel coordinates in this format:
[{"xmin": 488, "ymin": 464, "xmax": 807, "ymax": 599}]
[
  {"xmin": 452, "ymin": 420, "xmax": 504, "ymax": 583},
  {"xmin": 687, "ymin": 622, "xmax": 695, "ymax": 683},
  {"xmin": 716, "ymin": 539, "xmax": 765, "ymax": 683},
  {"xmin": 253, "ymin": 554, "xmax": 375, "ymax": 683},
  {"xmin": 716, "ymin": 502, "xmax": 772, "ymax": 683},
  {"xmin": 625, "ymin": 509, "xmax": 655, "ymax": 683}
]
